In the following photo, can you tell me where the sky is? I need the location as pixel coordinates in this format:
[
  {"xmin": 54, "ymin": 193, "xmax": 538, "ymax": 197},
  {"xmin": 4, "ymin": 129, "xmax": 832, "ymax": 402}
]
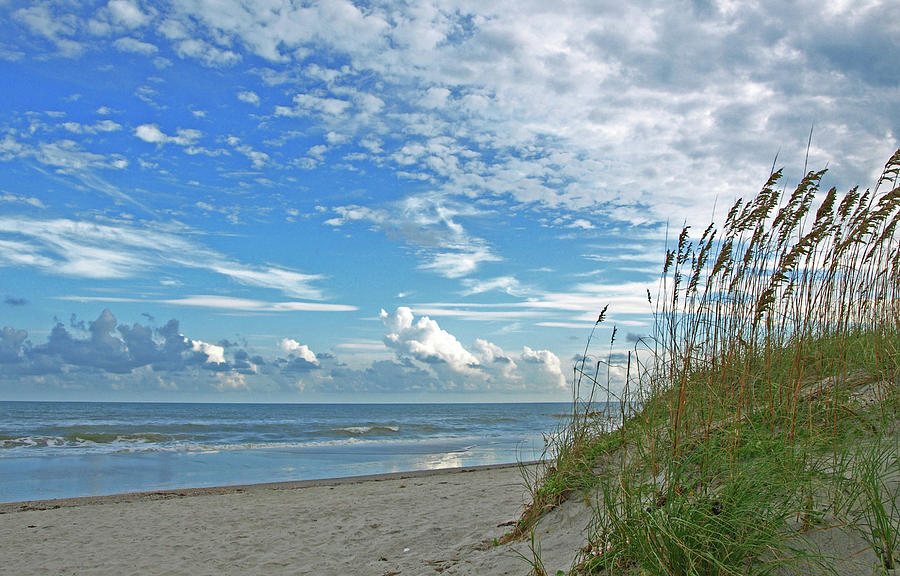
[{"xmin": 0, "ymin": 0, "xmax": 897, "ymax": 402}]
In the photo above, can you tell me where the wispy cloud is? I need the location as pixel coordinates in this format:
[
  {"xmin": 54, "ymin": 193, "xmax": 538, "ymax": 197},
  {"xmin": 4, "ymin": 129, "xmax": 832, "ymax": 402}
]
[
  {"xmin": 0, "ymin": 217, "xmax": 331, "ymax": 300},
  {"xmin": 327, "ymin": 194, "xmax": 501, "ymax": 280},
  {"xmin": 113, "ymin": 36, "xmax": 158, "ymax": 55},
  {"xmin": 57, "ymin": 295, "xmax": 356, "ymax": 313}
]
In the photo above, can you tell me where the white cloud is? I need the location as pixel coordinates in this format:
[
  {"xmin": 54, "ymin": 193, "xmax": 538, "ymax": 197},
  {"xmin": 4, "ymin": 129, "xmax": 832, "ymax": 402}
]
[
  {"xmin": 34, "ymin": 140, "xmax": 128, "ymax": 172},
  {"xmin": 206, "ymin": 265, "xmax": 323, "ymax": 300},
  {"xmin": 113, "ymin": 36, "xmax": 158, "ymax": 55},
  {"xmin": 334, "ymin": 338, "xmax": 388, "ymax": 352},
  {"xmin": 0, "ymin": 193, "xmax": 45, "ymax": 209},
  {"xmin": 13, "ymin": 4, "xmax": 83, "ymax": 57},
  {"xmin": 324, "ymin": 205, "xmax": 387, "ymax": 227},
  {"xmin": 407, "ymin": 280, "xmax": 655, "ymax": 324},
  {"xmin": 569, "ymin": 219, "xmax": 595, "ymax": 230},
  {"xmin": 57, "ymin": 294, "xmax": 358, "ymax": 313},
  {"xmin": 376, "ymin": 309, "xmax": 567, "ymax": 391},
  {"xmin": 0, "ymin": 238, "xmax": 56, "ymax": 267},
  {"xmin": 237, "ymin": 90, "xmax": 260, "ymax": 106},
  {"xmin": 471, "ymin": 338, "xmax": 517, "ymax": 380},
  {"xmin": 521, "ymin": 346, "xmax": 567, "ymax": 389},
  {"xmin": 380, "ymin": 307, "xmax": 478, "ymax": 372},
  {"xmin": 170, "ymin": 0, "xmax": 898, "ymax": 226},
  {"xmin": 7, "ymin": 1, "xmax": 898, "ymax": 231},
  {"xmin": 164, "ymin": 295, "xmax": 354, "ymax": 312},
  {"xmin": 191, "ymin": 339, "xmax": 225, "ymax": 364},
  {"xmin": 160, "ymin": 1, "xmax": 389, "ymax": 65},
  {"xmin": 135, "ymin": 124, "xmax": 202, "ymax": 147},
  {"xmin": 461, "ymin": 276, "xmax": 526, "ymax": 296},
  {"xmin": 61, "ymin": 120, "xmax": 123, "ymax": 134},
  {"xmin": 329, "ymin": 195, "xmax": 500, "ymax": 280},
  {"xmin": 174, "ymin": 38, "xmax": 241, "ymax": 67},
  {"xmin": 133, "ymin": 123, "xmax": 170, "ymax": 143},
  {"xmin": 215, "ymin": 371, "xmax": 248, "ymax": 390},
  {"xmin": 0, "ymin": 135, "xmax": 25, "ymax": 160},
  {"xmin": 419, "ymin": 87, "xmax": 451, "ymax": 109},
  {"xmin": 0, "ymin": 217, "xmax": 335, "ymax": 301},
  {"xmin": 409, "ymin": 306, "xmax": 545, "ymax": 322},
  {"xmin": 421, "ymin": 248, "xmax": 500, "ymax": 279},
  {"xmin": 225, "ymin": 136, "xmax": 269, "ymax": 168},
  {"xmin": 276, "ymin": 93, "xmax": 352, "ymax": 117},
  {"xmin": 106, "ymin": 0, "xmax": 150, "ymax": 29},
  {"xmin": 280, "ymin": 338, "xmax": 318, "ymax": 364}
]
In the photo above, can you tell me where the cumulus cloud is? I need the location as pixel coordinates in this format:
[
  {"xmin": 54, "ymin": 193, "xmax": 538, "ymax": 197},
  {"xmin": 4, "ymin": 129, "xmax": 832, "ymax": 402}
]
[
  {"xmin": 0, "ymin": 307, "xmax": 568, "ymax": 397},
  {"xmin": 381, "ymin": 307, "xmax": 479, "ymax": 372},
  {"xmin": 280, "ymin": 338, "xmax": 318, "ymax": 365},
  {"xmin": 378, "ymin": 306, "xmax": 567, "ymax": 392},
  {"xmin": 191, "ymin": 339, "xmax": 225, "ymax": 364},
  {"xmin": 215, "ymin": 371, "xmax": 248, "ymax": 391},
  {"xmin": 521, "ymin": 346, "xmax": 567, "ymax": 389},
  {"xmin": 0, "ymin": 310, "xmax": 238, "ymax": 379},
  {"xmin": 172, "ymin": 37, "xmax": 241, "ymax": 67},
  {"xmin": 3, "ymin": 0, "xmax": 896, "ymax": 400},
  {"xmin": 146, "ymin": 0, "xmax": 896, "ymax": 226},
  {"xmin": 135, "ymin": 124, "xmax": 202, "ymax": 147},
  {"xmin": 237, "ymin": 90, "xmax": 260, "ymax": 106},
  {"xmin": 6, "ymin": 1, "xmax": 897, "ymax": 230},
  {"xmin": 13, "ymin": 4, "xmax": 83, "ymax": 57},
  {"xmin": 105, "ymin": 0, "xmax": 150, "ymax": 29},
  {"xmin": 0, "ymin": 326, "xmax": 28, "ymax": 363}
]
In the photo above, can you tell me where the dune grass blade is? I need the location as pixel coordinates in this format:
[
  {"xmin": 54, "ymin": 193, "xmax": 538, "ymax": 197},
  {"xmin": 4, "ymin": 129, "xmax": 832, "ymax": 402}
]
[{"xmin": 520, "ymin": 150, "xmax": 900, "ymax": 576}]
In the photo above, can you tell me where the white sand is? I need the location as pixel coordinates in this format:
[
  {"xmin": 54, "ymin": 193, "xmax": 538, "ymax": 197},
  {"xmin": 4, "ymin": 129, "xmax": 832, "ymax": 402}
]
[{"xmin": 0, "ymin": 463, "xmax": 593, "ymax": 576}]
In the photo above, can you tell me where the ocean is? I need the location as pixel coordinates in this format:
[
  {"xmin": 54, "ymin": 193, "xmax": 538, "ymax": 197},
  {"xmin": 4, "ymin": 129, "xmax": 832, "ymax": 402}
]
[{"xmin": 0, "ymin": 401, "xmax": 571, "ymax": 503}]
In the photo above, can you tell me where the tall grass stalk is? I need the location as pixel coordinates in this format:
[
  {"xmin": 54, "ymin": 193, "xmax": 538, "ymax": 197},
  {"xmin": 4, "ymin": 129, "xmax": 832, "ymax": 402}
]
[{"xmin": 524, "ymin": 150, "xmax": 900, "ymax": 575}]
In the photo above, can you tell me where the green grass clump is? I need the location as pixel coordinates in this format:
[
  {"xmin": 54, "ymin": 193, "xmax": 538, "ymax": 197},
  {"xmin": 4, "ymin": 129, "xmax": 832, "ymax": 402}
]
[
  {"xmin": 852, "ymin": 433, "xmax": 900, "ymax": 571},
  {"xmin": 523, "ymin": 149, "xmax": 900, "ymax": 575}
]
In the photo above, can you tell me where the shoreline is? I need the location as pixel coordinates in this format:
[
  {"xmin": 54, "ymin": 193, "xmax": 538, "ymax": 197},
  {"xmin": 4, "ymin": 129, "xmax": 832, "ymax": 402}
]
[
  {"xmin": 0, "ymin": 460, "xmax": 548, "ymax": 575},
  {"xmin": 0, "ymin": 460, "xmax": 537, "ymax": 512}
]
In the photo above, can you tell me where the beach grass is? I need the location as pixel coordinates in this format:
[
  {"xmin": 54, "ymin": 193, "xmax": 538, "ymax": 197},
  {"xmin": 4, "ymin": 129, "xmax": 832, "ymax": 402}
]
[{"xmin": 521, "ymin": 149, "xmax": 900, "ymax": 575}]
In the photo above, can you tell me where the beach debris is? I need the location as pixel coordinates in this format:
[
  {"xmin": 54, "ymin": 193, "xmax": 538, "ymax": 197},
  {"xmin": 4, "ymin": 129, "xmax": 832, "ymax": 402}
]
[{"xmin": 426, "ymin": 559, "xmax": 454, "ymax": 572}]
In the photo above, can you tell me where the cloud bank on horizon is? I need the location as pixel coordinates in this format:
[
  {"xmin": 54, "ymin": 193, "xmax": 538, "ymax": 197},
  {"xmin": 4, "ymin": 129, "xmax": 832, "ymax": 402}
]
[{"xmin": 0, "ymin": 0, "xmax": 897, "ymax": 401}]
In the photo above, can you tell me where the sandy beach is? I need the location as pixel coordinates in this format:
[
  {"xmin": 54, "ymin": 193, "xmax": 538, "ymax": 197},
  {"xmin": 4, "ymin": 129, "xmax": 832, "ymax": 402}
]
[{"xmin": 0, "ymin": 463, "xmax": 589, "ymax": 576}]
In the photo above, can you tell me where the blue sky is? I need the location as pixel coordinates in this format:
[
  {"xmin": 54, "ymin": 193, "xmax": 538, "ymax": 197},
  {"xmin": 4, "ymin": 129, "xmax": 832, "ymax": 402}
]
[{"xmin": 0, "ymin": 0, "xmax": 897, "ymax": 402}]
